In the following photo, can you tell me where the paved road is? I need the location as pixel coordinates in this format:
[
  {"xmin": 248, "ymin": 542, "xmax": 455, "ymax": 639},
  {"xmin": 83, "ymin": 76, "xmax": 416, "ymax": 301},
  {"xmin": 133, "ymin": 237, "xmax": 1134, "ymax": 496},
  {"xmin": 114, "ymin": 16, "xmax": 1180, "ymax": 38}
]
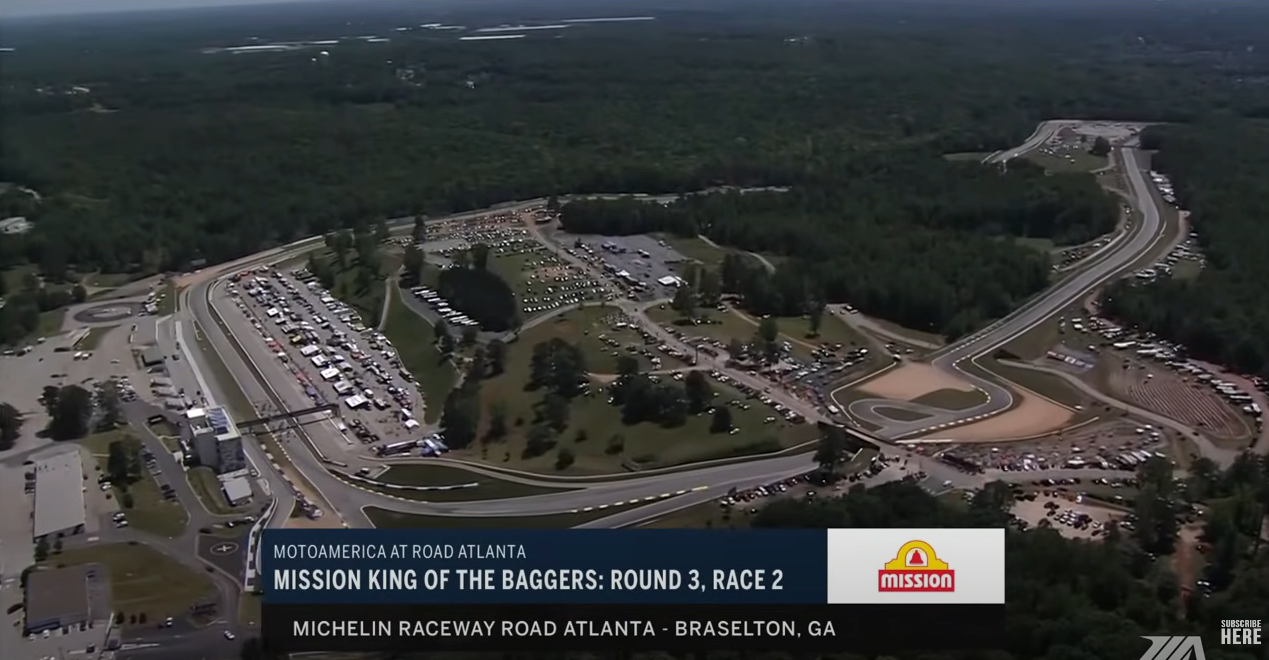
[
  {"xmin": 172, "ymin": 138, "xmax": 1176, "ymax": 528},
  {"xmin": 832, "ymin": 145, "xmax": 1168, "ymax": 439}
]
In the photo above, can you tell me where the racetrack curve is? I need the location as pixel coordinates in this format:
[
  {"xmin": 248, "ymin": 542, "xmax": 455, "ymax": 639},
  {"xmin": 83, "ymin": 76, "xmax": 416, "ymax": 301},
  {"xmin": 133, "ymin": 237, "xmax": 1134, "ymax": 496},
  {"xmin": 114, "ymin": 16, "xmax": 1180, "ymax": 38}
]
[{"xmin": 829, "ymin": 146, "xmax": 1165, "ymax": 439}]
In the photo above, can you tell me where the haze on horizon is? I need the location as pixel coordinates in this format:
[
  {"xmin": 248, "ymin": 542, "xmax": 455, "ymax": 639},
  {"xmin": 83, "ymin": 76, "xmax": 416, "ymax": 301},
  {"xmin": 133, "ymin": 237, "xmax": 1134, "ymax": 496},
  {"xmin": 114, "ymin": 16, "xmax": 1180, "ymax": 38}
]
[{"xmin": 1, "ymin": 0, "xmax": 333, "ymax": 19}]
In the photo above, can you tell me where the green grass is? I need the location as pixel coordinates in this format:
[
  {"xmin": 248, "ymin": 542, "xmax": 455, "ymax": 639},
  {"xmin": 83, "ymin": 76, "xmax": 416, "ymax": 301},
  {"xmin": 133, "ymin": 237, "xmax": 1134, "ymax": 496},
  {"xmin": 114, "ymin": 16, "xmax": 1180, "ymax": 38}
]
[
  {"xmin": 534, "ymin": 305, "xmax": 666, "ymax": 374},
  {"xmin": 942, "ymin": 152, "xmax": 992, "ymax": 162},
  {"xmin": 365, "ymin": 500, "xmax": 660, "ymax": 529},
  {"xmin": 873, "ymin": 406, "xmax": 932, "ymax": 422},
  {"xmin": 381, "ymin": 284, "xmax": 456, "ymax": 423},
  {"xmin": 645, "ymin": 305, "xmax": 760, "ymax": 344},
  {"xmin": 84, "ymin": 271, "xmax": 135, "ymax": 288},
  {"xmin": 1015, "ymin": 237, "xmax": 1056, "ymax": 253},
  {"xmin": 316, "ymin": 247, "xmax": 405, "ymax": 327},
  {"xmin": 238, "ymin": 593, "xmax": 262, "ymax": 628},
  {"xmin": 908, "ymin": 388, "xmax": 987, "ymax": 410},
  {"xmin": 188, "ymin": 466, "xmax": 248, "ymax": 515},
  {"xmin": 82, "ymin": 431, "xmax": 188, "ymax": 538},
  {"xmin": 40, "ymin": 542, "xmax": 215, "ymax": 626},
  {"xmin": 1025, "ymin": 150, "xmax": 1108, "ymax": 173},
  {"xmin": 155, "ymin": 281, "xmax": 178, "ymax": 316},
  {"xmin": 986, "ymin": 359, "xmax": 1088, "ymax": 408},
  {"xmin": 657, "ymin": 235, "xmax": 732, "ymax": 268},
  {"xmin": 462, "ymin": 310, "xmax": 821, "ymax": 473},
  {"xmin": 1171, "ymin": 260, "xmax": 1203, "ymax": 280},
  {"xmin": 75, "ymin": 324, "xmax": 118, "ymax": 350},
  {"xmin": 639, "ymin": 501, "xmax": 748, "ymax": 529}
]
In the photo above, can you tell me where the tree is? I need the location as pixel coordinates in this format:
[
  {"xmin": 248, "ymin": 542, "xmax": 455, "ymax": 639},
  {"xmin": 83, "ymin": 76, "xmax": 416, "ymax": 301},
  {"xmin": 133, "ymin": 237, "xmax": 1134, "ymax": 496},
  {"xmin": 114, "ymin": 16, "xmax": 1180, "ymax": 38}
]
[
  {"xmin": 439, "ymin": 388, "xmax": 479, "ymax": 450},
  {"xmin": 95, "ymin": 384, "xmax": 122, "ymax": 431},
  {"xmin": 1089, "ymin": 135, "xmax": 1112, "ymax": 157},
  {"xmin": 605, "ymin": 434, "xmax": 625, "ymax": 455},
  {"xmin": 470, "ymin": 243, "xmax": 491, "ymax": 271},
  {"xmin": 758, "ymin": 316, "xmax": 779, "ymax": 344},
  {"xmin": 34, "ymin": 537, "xmax": 49, "ymax": 562},
  {"xmin": 485, "ymin": 403, "xmax": 508, "ymax": 443},
  {"xmin": 540, "ymin": 393, "xmax": 570, "ymax": 432},
  {"xmin": 373, "ymin": 219, "xmax": 390, "ymax": 243},
  {"xmin": 709, "ymin": 405, "xmax": 733, "ymax": 433},
  {"xmin": 412, "ymin": 215, "xmax": 428, "ymax": 243},
  {"xmin": 486, "ymin": 339, "xmax": 508, "ymax": 375},
  {"xmin": 554, "ymin": 447, "xmax": 575, "ymax": 470},
  {"xmin": 523, "ymin": 423, "xmax": 556, "ymax": 458},
  {"xmin": 671, "ymin": 285, "xmax": 696, "ymax": 318},
  {"xmin": 71, "ymin": 283, "xmax": 87, "ymax": 304},
  {"xmin": 814, "ymin": 426, "xmax": 848, "ymax": 471},
  {"xmin": 0, "ymin": 401, "xmax": 23, "ymax": 450},
  {"xmin": 683, "ymin": 370, "xmax": 712, "ymax": 414},
  {"xmin": 47, "ymin": 384, "xmax": 92, "ymax": 441},
  {"xmin": 460, "ymin": 325, "xmax": 479, "ymax": 346},
  {"xmin": 402, "ymin": 246, "xmax": 425, "ymax": 285},
  {"xmin": 808, "ymin": 299, "xmax": 826, "ymax": 336}
]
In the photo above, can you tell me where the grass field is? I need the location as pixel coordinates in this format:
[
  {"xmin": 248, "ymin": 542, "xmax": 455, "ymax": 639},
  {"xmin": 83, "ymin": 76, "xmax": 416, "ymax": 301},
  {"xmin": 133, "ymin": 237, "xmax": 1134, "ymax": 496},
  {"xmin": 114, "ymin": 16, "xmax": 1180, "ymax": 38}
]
[
  {"xmin": 533, "ymin": 305, "xmax": 665, "ymax": 375},
  {"xmin": 75, "ymin": 324, "xmax": 119, "ymax": 350},
  {"xmin": 1025, "ymin": 150, "xmax": 1108, "ymax": 173},
  {"xmin": 1171, "ymin": 260, "xmax": 1203, "ymax": 280},
  {"xmin": 874, "ymin": 406, "xmax": 932, "ymax": 422},
  {"xmin": 82, "ymin": 431, "xmax": 188, "ymax": 538},
  {"xmin": 909, "ymin": 388, "xmax": 987, "ymax": 410},
  {"xmin": 986, "ymin": 359, "xmax": 1089, "ymax": 409},
  {"xmin": 865, "ymin": 316, "xmax": 945, "ymax": 348},
  {"xmin": 187, "ymin": 466, "xmax": 248, "ymax": 515},
  {"xmin": 942, "ymin": 152, "xmax": 992, "ymax": 162},
  {"xmin": 1015, "ymin": 237, "xmax": 1057, "ymax": 253},
  {"xmin": 315, "ymin": 247, "xmax": 405, "ymax": 326},
  {"xmin": 41, "ymin": 542, "xmax": 214, "ymax": 625},
  {"xmin": 155, "ymin": 281, "xmax": 178, "ymax": 316},
  {"xmin": 646, "ymin": 305, "xmax": 871, "ymax": 363},
  {"xmin": 381, "ymin": 285, "xmax": 455, "ymax": 423},
  {"xmin": 461, "ymin": 310, "xmax": 821, "ymax": 473},
  {"xmin": 657, "ymin": 235, "xmax": 732, "ymax": 268}
]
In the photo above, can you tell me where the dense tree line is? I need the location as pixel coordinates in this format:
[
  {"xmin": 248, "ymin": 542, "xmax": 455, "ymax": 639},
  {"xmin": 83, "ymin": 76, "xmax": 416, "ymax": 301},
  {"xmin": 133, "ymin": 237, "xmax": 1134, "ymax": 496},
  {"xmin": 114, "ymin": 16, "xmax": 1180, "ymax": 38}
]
[
  {"xmin": 560, "ymin": 159, "xmax": 1111, "ymax": 337},
  {"xmin": 1100, "ymin": 120, "xmax": 1269, "ymax": 378},
  {"xmin": 436, "ymin": 265, "xmax": 519, "ymax": 332},
  {"xmin": 4, "ymin": 0, "xmax": 1269, "ymax": 283}
]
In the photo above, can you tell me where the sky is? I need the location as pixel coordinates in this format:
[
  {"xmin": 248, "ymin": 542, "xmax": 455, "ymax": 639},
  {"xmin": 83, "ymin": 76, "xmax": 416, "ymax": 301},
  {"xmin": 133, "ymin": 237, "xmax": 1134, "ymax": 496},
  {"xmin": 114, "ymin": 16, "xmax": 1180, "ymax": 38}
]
[{"xmin": 1, "ymin": 0, "xmax": 327, "ymax": 19}]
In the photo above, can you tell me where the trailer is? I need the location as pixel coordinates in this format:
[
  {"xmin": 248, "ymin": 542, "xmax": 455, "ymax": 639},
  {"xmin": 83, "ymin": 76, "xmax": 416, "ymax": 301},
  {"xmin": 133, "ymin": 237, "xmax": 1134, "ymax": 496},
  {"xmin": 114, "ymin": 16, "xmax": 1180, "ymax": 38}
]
[{"xmin": 376, "ymin": 440, "xmax": 419, "ymax": 457}]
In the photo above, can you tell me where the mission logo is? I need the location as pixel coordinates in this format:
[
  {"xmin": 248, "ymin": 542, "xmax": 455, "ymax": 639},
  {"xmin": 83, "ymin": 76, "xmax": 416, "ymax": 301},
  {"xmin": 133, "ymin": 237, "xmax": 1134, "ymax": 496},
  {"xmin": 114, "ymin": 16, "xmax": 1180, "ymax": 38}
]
[{"xmin": 877, "ymin": 540, "xmax": 955, "ymax": 592}]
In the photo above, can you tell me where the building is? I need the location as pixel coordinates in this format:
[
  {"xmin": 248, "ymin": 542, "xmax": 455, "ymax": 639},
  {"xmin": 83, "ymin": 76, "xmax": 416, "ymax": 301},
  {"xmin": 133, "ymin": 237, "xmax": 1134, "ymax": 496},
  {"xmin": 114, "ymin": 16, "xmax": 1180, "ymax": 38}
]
[
  {"xmin": 0, "ymin": 216, "xmax": 32, "ymax": 235},
  {"xmin": 32, "ymin": 451, "xmax": 87, "ymax": 543},
  {"xmin": 140, "ymin": 347, "xmax": 165, "ymax": 368},
  {"xmin": 187, "ymin": 406, "xmax": 245, "ymax": 474},
  {"xmin": 24, "ymin": 564, "xmax": 110, "ymax": 636},
  {"xmin": 219, "ymin": 471, "xmax": 253, "ymax": 506}
]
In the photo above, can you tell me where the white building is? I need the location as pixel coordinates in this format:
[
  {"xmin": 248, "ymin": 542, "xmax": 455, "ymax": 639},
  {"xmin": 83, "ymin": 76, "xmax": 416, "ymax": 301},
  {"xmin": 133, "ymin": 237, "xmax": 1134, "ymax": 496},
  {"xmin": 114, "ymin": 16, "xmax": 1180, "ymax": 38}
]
[
  {"xmin": 32, "ymin": 450, "xmax": 87, "ymax": 542},
  {"xmin": 219, "ymin": 471, "xmax": 253, "ymax": 506},
  {"xmin": 186, "ymin": 406, "xmax": 246, "ymax": 474}
]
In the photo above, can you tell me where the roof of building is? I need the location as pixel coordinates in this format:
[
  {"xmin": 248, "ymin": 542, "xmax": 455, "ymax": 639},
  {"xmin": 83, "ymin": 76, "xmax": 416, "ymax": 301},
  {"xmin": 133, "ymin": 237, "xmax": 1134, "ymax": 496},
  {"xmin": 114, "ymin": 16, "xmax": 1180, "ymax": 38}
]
[
  {"xmin": 32, "ymin": 451, "xmax": 87, "ymax": 539},
  {"xmin": 141, "ymin": 346, "xmax": 165, "ymax": 365},
  {"xmin": 25, "ymin": 565, "xmax": 93, "ymax": 627},
  {"xmin": 190, "ymin": 405, "xmax": 240, "ymax": 441},
  {"xmin": 220, "ymin": 474, "xmax": 253, "ymax": 503}
]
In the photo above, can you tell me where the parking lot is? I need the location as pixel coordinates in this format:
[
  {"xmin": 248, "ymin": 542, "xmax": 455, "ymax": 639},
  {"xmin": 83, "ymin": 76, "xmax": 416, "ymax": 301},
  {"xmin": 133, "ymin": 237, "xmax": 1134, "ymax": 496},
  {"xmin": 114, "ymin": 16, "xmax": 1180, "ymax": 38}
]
[
  {"xmin": 422, "ymin": 213, "xmax": 614, "ymax": 321},
  {"xmin": 562, "ymin": 233, "xmax": 688, "ymax": 302},
  {"xmin": 225, "ymin": 265, "xmax": 429, "ymax": 456}
]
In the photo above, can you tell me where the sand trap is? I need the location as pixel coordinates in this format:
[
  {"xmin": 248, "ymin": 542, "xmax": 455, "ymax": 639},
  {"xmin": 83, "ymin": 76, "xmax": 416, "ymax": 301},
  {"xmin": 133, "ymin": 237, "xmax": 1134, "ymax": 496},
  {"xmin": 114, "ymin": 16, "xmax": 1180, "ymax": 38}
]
[
  {"xmin": 934, "ymin": 390, "xmax": 1074, "ymax": 442},
  {"xmin": 858, "ymin": 363, "xmax": 975, "ymax": 401}
]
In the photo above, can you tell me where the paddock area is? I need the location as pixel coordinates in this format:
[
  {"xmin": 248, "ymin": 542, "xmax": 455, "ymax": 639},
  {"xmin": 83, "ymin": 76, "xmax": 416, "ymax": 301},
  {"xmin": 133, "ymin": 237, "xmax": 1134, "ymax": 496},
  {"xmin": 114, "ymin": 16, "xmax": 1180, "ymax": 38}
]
[{"xmin": 1103, "ymin": 358, "xmax": 1252, "ymax": 445}]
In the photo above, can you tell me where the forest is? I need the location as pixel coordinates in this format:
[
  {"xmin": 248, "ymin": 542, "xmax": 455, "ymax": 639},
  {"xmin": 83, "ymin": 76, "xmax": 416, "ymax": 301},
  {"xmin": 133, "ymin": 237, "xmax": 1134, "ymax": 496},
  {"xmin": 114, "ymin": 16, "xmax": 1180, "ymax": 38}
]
[
  {"xmin": 240, "ymin": 451, "xmax": 1269, "ymax": 660},
  {"xmin": 3, "ymin": 0, "xmax": 1269, "ymax": 283},
  {"xmin": 1100, "ymin": 120, "xmax": 1269, "ymax": 379},
  {"xmin": 559, "ymin": 154, "xmax": 1117, "ymax": 337}
]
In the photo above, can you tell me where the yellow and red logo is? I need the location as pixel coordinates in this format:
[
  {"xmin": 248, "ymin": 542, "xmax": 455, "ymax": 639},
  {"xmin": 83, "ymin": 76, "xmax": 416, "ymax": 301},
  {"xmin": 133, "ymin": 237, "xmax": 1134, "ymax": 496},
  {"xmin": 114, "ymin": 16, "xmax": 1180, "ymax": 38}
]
[{"xmin": 877, "ymin": 540, "xmax": 955, "ymax": 592}]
